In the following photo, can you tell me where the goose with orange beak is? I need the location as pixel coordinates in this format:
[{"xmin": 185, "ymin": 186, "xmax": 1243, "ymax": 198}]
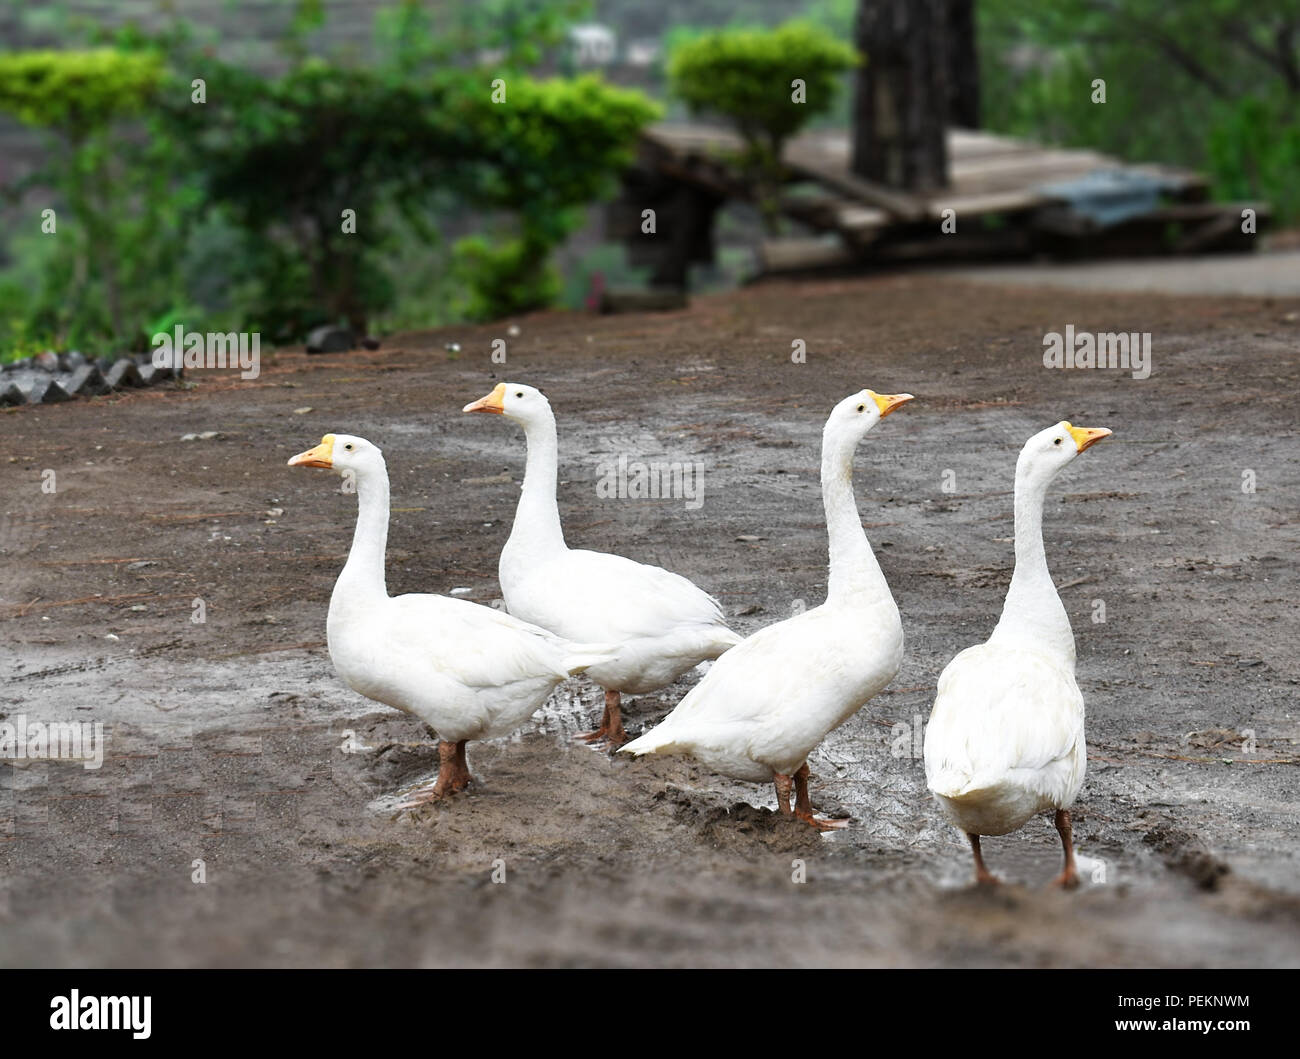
[
  {"xmin": 621, "ymin": 389, "xmax": 914, "ymax": 829},
  {"xmin": 287, "ymin": 433, "xmax": 616, "ymax": 804},
  {"xmin": 924, "ymin": 421, "xmax": 1113, "ymax": 886},
  {"xmin": 463, "ymin": 382, "xmax": 743, "ymax": 748}
]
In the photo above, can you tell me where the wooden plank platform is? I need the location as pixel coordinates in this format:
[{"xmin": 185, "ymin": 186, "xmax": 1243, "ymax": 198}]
[
  {"xmin": 613, "ymin": 122, "xmax": 1251, "ymax": 282},
  {"xmin": 644, "ymin": 123, "xmax": 1207, "ymax": 224}
]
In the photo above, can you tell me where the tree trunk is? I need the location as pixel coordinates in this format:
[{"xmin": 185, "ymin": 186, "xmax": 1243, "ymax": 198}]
[
  {"xmin": 946, "ymin": 0, "xmax": 980, "ymax": 128},
  {"xmin": 851, "ymin": 0, "xmax": 951, "ymax": 192}
]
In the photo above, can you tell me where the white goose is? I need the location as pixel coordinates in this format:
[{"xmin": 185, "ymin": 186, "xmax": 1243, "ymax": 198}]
[
  {"xmin": 923, "ymin": 421, "xmax": 1112, "ymax": 886},
  {"xmin": 287, "ymin": 433, "xmax": 614, "ymax": 803},
  {"xmin": 463, "ymin": 383, "xmax": 742, "ymax": 747},
  {"xmin": 620, "ymin": 389, "xmax": 914, "ymax": 829}
]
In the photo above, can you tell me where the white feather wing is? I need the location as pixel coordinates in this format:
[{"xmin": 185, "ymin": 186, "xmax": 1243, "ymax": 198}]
[
  {"xmin": 923, "ymin": 642, "xmax": 1085, "ymax": 800},
  {"xmin": 383, "ymin": 594, "xmax": 578, "ymax": 685},
  {"xmin": 505, "ymin": 547, "xmax": 728, "ymax": 643}
]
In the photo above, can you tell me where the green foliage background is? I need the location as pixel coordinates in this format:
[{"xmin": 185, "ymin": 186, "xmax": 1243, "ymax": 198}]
[
  {"xmin": 978, "ymin": 0, "xmax": 1300, "ymax": 223},
  {"xmin": 0, "ymin": 0, "xmax": 658, "ymax": 357},
  {"xmin": 0, "ymin": 0, "xmax": 1293, "ymax": 362}
]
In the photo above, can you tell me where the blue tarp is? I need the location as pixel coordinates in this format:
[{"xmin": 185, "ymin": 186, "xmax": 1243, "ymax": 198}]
[{"xmin": 1035, "ymin": 168, "xmax": 1181, "ymax": 227}]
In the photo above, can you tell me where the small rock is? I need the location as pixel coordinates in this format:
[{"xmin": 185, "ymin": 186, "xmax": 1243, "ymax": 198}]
[
  {"xmin": 33, "ymin": 350, "xmax": 60, "ymax": 372},
  {"xmin": 736, "ymin": 604, "xmax": 764, "ymax": 616},
  {"xmin": 293, "ymin": 406, "xmax": 313, "ymax": 415},
  {"xmin": 305, "ymin": 325, "xmax": 355, "ymax": 354},
  {"xmin": 129, "ymin": 604, "xmax": 147, "ymax": 612},
  {"xmin": 181, "ymin": 433, "xmax": 198, "ymax": 441},
  {"xmin": 199, "ymin": 431, "xmax": 221, "ymax": 440},
  {"xmin": 264, "ymin": 507, "xmax": 284, "ymax": 518},
  {"xmin": 445, "ymin": 342, "xmax": 462, "ymax": 354},
  {"xmin": 126, "ymin": 560, "xmax": 158, "ymax": 570},
  {"xmin": 735, "ymin": 534, "xmax": 764, "ymax": 542},
  {"xmin": 507, "ymin": 324, "xmax": 521, "ymax": 337},
  {"xmin": 1236, "ymin": 658, "xmax": 1264, "ymax": 668},
  {"xmin": 450, "ymin": 587, "xmax": 472, "ymax": 596}
]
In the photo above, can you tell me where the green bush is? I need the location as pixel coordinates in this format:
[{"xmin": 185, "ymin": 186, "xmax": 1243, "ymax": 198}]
[
  {"xmin": 447, "ymin": 74, "xmax": 661, "ymax": 319},
  {"xmin": 0, "ymin": 3, "xmax": 659, "ymax": 355},
  {"xmin": 1206, "ymin": 95, "xmax": 1300, "ymax": 218},
  {"xmin": 454, "ymin": 234, "xmax": 559, "ymax": 321},
  {"xmin": 0, "ymin": 49, "xmax": 177, "ymax": 353},
  {"xmin": 667, "ymin": 21, "xmax": 859, "ymax": 231},
  {"xmin": 0, "ymin": 49, "xmax": 162, "ymax": 132},
  {"xmin": 156, "ymin": 62, "xmax": 657, "ymax": 329}
]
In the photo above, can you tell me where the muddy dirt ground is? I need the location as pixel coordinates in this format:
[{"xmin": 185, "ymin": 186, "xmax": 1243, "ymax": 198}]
[{"xmin": 1, "ymin": 273, "xmax": 1297, "ymax": 967}]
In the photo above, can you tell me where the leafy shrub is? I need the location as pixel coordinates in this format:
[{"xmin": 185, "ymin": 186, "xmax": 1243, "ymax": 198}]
[
  {"xmin": 0, "ymin": 49, "xmax": 176, "ymax": 353},
  {"xmin": 0, "ymin": 4, "xmax": 659, "ymax": 354},
  {"xmin": 446, "ymin": 74, "xmax": 661, "ymax": 319},
  {"xmin": 1206, "ymin": 95, "xmax": 1300, "ymax": 220},
  {"xmin": 0, "ymin": 49, "xmax": 162, "ymax": 132},
  {"xmin": 667, "ymin": 21, "xmax": 859, "ymax": 231}
]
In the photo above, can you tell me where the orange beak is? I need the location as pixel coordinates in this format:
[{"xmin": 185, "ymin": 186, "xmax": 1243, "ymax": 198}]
[
  {"xmin": 1065, "ymin": 423, "xmax": 1113, "ymax": 452},
  {"xmin": 288, "ymin": 434, "xmax": 336, "ymax": 468},
  {"xmin": 463, "ymin": 383, "xmax": 507, "ymax": 415},
  {"xmin": 869, "ymin": 391, "xmax": 915, "ymax": 418}
]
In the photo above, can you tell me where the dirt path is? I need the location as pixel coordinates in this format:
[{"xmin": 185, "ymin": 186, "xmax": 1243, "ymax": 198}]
[{"xmin": 1, "ymin": 273, "xmax": 1297, "ymax": 966}]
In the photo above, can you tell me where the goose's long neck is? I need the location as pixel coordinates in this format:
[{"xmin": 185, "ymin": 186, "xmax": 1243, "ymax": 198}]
[
  {"xmin": 822, "ymin": 433, "xmax": 888, "ymax": 603},
  {"xmin": 991, "ymin": 467, "xmax": 1075, "ymax": 663},
  {"xmin": 335, "ymin": 462, "xmax": 390, "ymax": 605},
  {"xmin": 509, "ymin": 412, "xmax": 566, "ymax": 557}
]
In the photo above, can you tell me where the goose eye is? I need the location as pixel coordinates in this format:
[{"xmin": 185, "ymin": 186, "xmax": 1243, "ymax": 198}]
[
  {"xmin": 344, "ymin": 444, "xmax": 354, "ymax": 451},
  {"xmin": 856, "ymin": 404, "xmax": 865, "ymax": 412},
  {"xmin": 1053, "ymin": 438, "xmax": 1062, "ymax": 446},
  {"xmin": 515, "ymin": 391, "xmax": 524, "ymax": 398}
]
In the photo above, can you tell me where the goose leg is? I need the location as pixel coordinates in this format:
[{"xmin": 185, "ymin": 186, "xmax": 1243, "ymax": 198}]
[
  {"xmin": 1051, "ymin": 809, "xmax": 1080, "ymax": 889},
  {"xmin": 773, "ymin": 772, "xmax": 793, "ymax": 816},
  {"xmin": 792, "ymin": 763, "xmax": 848, "ymax": 830},
  {"xmin": 393, "ymin": 740, "xmax": 473, "ymax": 807},
  {"xmin": 968, "ymin": 833, "xmax": 999, "ymax": 886},
  {"xmin": 576, "ymin": 690, "xmax": 627, "ymax": 748}
]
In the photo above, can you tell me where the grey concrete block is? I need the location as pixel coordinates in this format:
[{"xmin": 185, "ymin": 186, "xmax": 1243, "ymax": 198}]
[
  {"xmin": 105, "ymin": 359, "xmax": 144, "ymax": 388},
  {"xmin": 67, "ymin": 365, "xmax": 111, "ymax": 396}
]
